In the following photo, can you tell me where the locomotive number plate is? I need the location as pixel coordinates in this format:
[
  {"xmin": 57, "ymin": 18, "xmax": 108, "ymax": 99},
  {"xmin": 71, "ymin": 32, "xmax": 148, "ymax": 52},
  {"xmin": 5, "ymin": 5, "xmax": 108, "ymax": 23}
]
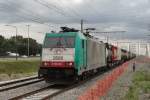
[{"xmin": 53, "ymin": 56, "xmax": 63, "ymax": 60}]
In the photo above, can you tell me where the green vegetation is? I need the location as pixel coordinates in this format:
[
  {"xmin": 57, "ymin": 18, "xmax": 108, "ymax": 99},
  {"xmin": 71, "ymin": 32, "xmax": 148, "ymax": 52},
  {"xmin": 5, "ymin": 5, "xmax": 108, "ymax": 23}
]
[
  {"xmin": 124, "ymin": 70, "xmax": 150, "ymax": 100},
  {"xmin": 0, "ymin": 60, "xmax": 40, "ymax": 76},
  {"xmin": 0, "ymin": 35, "xmax": 41, "ymax": 56}
]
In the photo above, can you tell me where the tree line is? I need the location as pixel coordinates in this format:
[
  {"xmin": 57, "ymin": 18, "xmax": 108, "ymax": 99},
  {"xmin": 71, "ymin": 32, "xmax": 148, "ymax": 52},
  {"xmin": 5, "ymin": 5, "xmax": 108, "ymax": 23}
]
[{"xmin": 0, "ymin": 35, "xmax": 42, "ymax": 56}]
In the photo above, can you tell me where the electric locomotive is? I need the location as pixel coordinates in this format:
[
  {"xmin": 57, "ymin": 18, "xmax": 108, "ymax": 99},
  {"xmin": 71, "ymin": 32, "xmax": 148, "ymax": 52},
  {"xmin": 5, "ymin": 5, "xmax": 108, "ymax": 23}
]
[{"xmin": 38, "ymin": 27, "xmax": 106, "ymax": 84}]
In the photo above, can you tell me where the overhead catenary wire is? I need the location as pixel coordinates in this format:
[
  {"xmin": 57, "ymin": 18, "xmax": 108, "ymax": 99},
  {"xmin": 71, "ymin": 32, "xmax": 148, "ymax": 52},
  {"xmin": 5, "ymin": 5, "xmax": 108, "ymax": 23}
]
[
  {"xmin": 0, "ymin": 0, "xmax": 84, "ymax": 27},
  {"xmin": 34, "ymin": 0, "xmax": 80, "ymax": 21},
  {"xmin": 0, "ymin": 0, "xmax": 84, "ymax": 33},
  {"xmin": 1, "ymin": 0, "xmax": 76, "ymax": 26},
  {"xmin": 57, "ymin": 0, "xmax": 81, "ymax": 19},
  {"xmin": 0, "ymin": 0, "xmax": 60, "ymax": 28},
  {"xmin": 0, "ymin": 1, "xmax": 45, "ymax": 24},
  {"xmin": 85, "ymin": 0, "xmax": 102, "ymax": 16},
  {"xmin": 0, "ymin": 0, "xmax": 87, "ymax": 30}
]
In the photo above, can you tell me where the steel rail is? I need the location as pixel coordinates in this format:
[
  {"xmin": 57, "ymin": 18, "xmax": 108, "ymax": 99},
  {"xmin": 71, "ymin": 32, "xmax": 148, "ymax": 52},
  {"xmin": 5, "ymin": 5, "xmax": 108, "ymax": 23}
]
[
  {"xmin": 0, "ymin": 79, "xmax": 44, "ymax": 92},
  {"xmin": 0, "ymin": 76, "xmax": 38, "ymax": 87},
  {"xmin": 9, "ymin": 85, "xmax": 56, "ymax": 100}
]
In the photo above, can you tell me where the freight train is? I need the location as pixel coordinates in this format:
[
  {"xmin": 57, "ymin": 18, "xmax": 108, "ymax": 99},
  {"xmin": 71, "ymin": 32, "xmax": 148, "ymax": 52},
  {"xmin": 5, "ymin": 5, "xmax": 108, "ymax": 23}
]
[{"xmin": 38, "ymin": 27, "xmax": 136, "ymax": 84}]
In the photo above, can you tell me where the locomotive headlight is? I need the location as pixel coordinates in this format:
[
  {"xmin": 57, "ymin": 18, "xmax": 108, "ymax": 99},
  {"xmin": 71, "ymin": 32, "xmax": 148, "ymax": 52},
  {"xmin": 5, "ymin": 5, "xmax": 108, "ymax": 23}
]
[
  {"xmin": 69, "ymin": 62, "xmax": 73, "ymax": 66},
  {"xmin": 44, "ymin": 62, "xmax": 48, "ymax": 66}
]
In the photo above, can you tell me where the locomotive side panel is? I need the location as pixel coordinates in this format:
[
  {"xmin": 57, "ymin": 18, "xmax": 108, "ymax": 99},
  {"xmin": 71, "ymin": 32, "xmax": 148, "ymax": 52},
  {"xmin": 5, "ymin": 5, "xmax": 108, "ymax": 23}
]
[
  {"xmin": 99, "ymin": 43, "xmax": 107, "ymax": 66},
  {"xmin": 87, "ymin": 40, "xmax": 106, "ymax": 70}
]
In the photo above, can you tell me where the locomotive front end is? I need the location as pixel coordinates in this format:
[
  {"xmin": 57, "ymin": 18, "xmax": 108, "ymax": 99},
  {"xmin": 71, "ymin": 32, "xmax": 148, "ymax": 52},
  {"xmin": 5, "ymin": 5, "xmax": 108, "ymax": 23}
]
[{"xmin": 38, "ymin": 33, "xmax": 76, "ymax": 84}]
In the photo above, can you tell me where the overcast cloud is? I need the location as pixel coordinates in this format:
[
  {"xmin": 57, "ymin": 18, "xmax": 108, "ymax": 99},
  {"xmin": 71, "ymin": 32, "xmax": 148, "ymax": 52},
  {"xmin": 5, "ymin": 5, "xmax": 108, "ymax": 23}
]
[{"xmin": 0, "ymin": 0, "xmax": 150, "ymax": 43}]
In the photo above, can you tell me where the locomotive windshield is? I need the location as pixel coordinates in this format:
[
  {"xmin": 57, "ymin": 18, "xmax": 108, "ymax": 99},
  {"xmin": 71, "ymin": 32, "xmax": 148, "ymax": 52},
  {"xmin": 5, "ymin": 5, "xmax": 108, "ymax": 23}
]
[{"xmin": 44, "ymin": 36, "xmax": 75, "ymax": 48}]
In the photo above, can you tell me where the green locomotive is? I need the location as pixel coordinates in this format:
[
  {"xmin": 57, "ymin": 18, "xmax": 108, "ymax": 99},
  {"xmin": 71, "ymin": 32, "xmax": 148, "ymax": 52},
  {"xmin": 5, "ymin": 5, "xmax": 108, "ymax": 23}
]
[{"xmin": 38, "ymin": 30, "xmax": 106, "ymax": 84}]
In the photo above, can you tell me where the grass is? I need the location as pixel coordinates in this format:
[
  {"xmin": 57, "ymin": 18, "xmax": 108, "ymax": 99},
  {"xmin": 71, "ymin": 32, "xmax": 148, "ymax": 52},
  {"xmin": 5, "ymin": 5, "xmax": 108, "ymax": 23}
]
[
  {"xmin": 0, "ymin": 60, "xmax": 40, "ymax": 76},
  {"xmin": 0, "ymin": 57, "xmax": 40, "ymax": 61},
  {"xmin": 124, "ymin": 70, "xmax": 150, "ymax": 100}
]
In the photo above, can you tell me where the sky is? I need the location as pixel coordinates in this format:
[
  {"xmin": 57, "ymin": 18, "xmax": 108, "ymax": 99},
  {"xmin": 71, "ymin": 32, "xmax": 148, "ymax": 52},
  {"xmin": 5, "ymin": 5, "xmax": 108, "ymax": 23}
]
[{"xmin": 0, "ymin": 0, "xmax": 150, "ymax": 43}]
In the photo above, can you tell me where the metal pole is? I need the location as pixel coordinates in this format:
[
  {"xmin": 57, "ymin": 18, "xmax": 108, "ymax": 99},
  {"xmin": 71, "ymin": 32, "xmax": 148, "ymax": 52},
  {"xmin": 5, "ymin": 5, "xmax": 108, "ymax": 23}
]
[
  {"xmin": 81, "ymin": 19, "xmax": 83, "ymax": 33},
  {"xmin": 15, "ymin": 26, "xmax": 18, "ymax": 60},
  {"xmin": 27, "ymin": 25, "xmax": 30, "ymax": 57}
]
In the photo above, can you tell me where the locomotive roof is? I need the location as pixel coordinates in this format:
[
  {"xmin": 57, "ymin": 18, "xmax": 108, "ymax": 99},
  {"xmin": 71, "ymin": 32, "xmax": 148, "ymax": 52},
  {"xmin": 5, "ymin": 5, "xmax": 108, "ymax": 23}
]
[
  {"xmin": 45, "ymin": 32, "xmax": 86, "ymax": 39},
  {"xmin": 45, "ymin": 32, "xmax": 77, "ymax": 37}
]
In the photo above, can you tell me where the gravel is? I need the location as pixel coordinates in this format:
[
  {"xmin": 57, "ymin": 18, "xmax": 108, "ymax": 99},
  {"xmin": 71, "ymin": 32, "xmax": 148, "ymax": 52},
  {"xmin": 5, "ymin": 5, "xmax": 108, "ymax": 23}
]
[
  {"xmin": 0, "ymin": 81, "xmax": 49, "ymax": 100},
  {"xmin": 22, "ymin": 89, "xmax": 60, "ymax": 100},
  {"xmin": 101, "ymin": 57, "xmax": 150, "ymax": 100},
  {"xmin": 101, "ymin": 62, "xmax": 135, "ymax": 100}
]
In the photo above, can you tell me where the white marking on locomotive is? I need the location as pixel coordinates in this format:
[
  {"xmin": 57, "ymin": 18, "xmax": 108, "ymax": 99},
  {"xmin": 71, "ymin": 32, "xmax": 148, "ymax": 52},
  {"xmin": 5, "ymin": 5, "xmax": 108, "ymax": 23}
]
[{"xmin": 42, "ymin": 48, "xmax": 75, "ymax": 61}]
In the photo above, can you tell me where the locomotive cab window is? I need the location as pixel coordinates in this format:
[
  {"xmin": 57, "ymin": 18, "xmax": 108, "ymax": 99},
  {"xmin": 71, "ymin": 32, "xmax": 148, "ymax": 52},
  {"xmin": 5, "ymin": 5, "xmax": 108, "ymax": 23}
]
[{"xmin": 44, "ymin": 36, "xmax": 75, "ymax": 48}]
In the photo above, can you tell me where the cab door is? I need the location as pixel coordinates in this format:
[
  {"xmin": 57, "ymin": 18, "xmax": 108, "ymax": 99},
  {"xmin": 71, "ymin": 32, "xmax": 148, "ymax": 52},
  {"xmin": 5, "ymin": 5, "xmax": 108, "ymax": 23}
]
[{"xmin": 82, "ymin": 40, "xmax": 87, "ymax": 68}]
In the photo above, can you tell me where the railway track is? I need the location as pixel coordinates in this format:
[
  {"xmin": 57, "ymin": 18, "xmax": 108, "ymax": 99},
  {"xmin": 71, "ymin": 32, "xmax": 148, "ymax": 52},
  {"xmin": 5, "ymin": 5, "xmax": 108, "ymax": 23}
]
[
  {"xmin": 0, "ymin": 76, "xmax": 44, "ymax": 92},
  {"xmin": 41, "ymin": 82, "xmax": 85, "ymax": 100},
  {"xmin": 9, "ymin": 83, "xmax": 82, "ymax": 100},
  {"xmin": 9, "ymin": 85, "xmax": 64, "ymax": 100},
  {"xmin": 1, "ymin": 65, "xmax": 120, "ymax": 100},
  {"xmin": 9, "ymin": 68, "xmax": 108, "ymax": 100},
  {"xmin": 0, "ymin": 76, "xmax": 38, "ymax": 87}
]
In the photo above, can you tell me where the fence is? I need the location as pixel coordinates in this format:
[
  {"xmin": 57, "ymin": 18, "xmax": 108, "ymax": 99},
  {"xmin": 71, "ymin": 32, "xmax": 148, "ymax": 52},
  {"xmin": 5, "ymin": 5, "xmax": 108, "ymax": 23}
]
[{"xmin": 78, "ymin": 62, "xmax": 130, "ymax": 100}]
